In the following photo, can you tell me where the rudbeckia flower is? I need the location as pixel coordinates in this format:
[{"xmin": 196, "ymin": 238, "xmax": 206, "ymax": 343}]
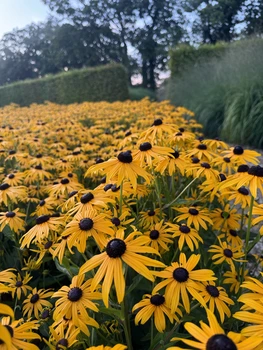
[
  {"xmin": 53, "ymin": 275, "xmax": 100, "ymax": 336},
  {"xmin": 223, "ymin": 268, "xmax": 249, "ymax": 294},
  {"xmin": 222, "ymin": 145, "xmax": 260, "ymax": 165},
  {"xmin": 9, "ymin": 272, "xmax": 33, "ymax": 300},
  {"xmin": 85, "ymin": 345, "xmax": 127, "ymax": 350},
  {"xmin": 133, "ymin": 141, "xmax": 174, "ymax": 167},
  {"xmin": 0, "ymin": 316, "xmax": 40, "ymax": 350},
  {"xmin": 196, "ymin": 281, "xmax": 234, "ymax": 322},
  {"xmin": 0, "ymin": 209, "xmax": 25, "ymax": 234},
  {"xmin": 139, "ymin": 208, "xmax": 163, "ymax": 229},
  {"xmin": 186, "ymin": 142, "xmax": 216, "ymax": 162},
  {"xmin": 252, "ymin": 203, "xmax": 263, "ymax": 235},
  {"xmin": 132, "ymin": 293, "xmax": 182, "ymax": 333},
  {"xmin": 62, "ymin": 209, "xmax": 115, "ymax": 252},
  {"xmin": 174, "ymin": 206, "xmax": 213, "ymax": 231},
  {"xmin": 0, "ymin": 183, "xmax": 27, "ymax": 206},
  {"xmin": 0, "ymin": 303, "xmax": 14, "ymax": 348},
  {"xmin": 153, "ymin": 253, "xmax": 216, "ymax": 313},
  {"xmin": 23, "ymin": 287, "xmax": 53, "ymax": 319},
  {"xmin": 44, "ymin": 324, "xmax": 79, "ymax": 350},
  {"xmin": 168, "ymin": 309, "xmax": 262, "ymax": 350},
  {"xmin": 210, "ymin": 204, "xmax": 241, "ymax": 231},
  {"xmin": 170, "ymin": 223, "xmax": 203, "ymax": 251},
  {"xmin": 79, "ymin": 230, "xmax": 165, "ymax": 307},
  {"xmin": 143, "ymin": 220, "xmax": 174, "ymax": 253},
  {"xmin": 20, "ymin": 214, "xmax": 65, "ymax": 248},
  {"xmin": 86, "ymin": 151, "xmax": 151, "ymax": 190},
  {"xmin": 155, "ymin": 150, "xmax": 188, "ymax": 176},
  {"xmin": 139, "ymin": 118, "xmax": 175, "ymax": 142},
  {"xmin": 208, "ymin": 239, "xmax": 245, "ymax": 271}
]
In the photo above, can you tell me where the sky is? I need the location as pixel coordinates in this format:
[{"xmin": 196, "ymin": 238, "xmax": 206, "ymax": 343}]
[{"xmin": 0, "ymin": 0, "xmax": 49, "ymax": 39}]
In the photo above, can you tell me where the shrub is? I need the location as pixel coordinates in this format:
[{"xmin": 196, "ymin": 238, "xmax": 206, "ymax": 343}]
[
  {"xmin": 0, "ymin": 63, "xmax": 129, "ymax": 107},
  {"xmin": 129, "ymin": 87, "xmax": 156, "ymax": 101}
]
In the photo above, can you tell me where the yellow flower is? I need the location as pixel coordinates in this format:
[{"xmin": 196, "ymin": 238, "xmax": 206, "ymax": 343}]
[
  {"xmin": 23, "ymin": 287, "xmax": 53, "ymax": 319},
  {"xmin": 168, "ymin": 309, "xmax": 262, "ymax": 350},
  {"xmin": 153, "ymin": 253, "xmax": 216, "ymax": 313},
  {"xmin": 174, "ymin": 206, "xmax": 213, "ymax": 230},
  {"xmin": 79, "ymin": 230, "xmax": 165, "ymax": 307},
  {"xmin": 132, "ymin": 293, "xmax": 181, "ymax": 333}
]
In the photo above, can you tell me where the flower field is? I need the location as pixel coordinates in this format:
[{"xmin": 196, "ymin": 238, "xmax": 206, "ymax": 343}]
[{"xmin": 1, "ymin": 99, "xmax": 263, "ymax": 350}]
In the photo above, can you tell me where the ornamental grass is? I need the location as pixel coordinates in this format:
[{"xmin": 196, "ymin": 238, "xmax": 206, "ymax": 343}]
[{"xmin": 0, "ymin": 99, "xmax": 263, "ymax": 349}]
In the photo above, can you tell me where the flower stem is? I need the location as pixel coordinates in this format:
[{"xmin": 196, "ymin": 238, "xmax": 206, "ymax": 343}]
[{"xmin": 121, "ymin": 298, "xmax": 133, "ymax": 350}]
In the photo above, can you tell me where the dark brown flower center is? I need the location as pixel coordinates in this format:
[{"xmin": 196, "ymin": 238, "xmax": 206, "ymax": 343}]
[
  {"xmin": 15, "ymin": 281, "xmax": 23, "ymax": 287},
  {"xmin": 206, "ymin": 334, "xmax": 237, "ymax": 350},
  {"xmin": 173, "ymin": 267, "xmax": 189, "ymax": 282},
  {"xmin": 30, "ymin": 293, "xmax": 40, "ymax": 304},
  {"xmin": 148, "ymin": 210, "xmax": 155, "ymax": 216},
  {"xmin": 171, "ymin": 151, "xmax": 179, "ymax": 158},
  {"xmin": 201, "ymin": 162, "xmax": 211, "ymax": 169},
  {"xmin": 41, "ymin": 309, "xmax": 50, "ymax": 319},
  {"xmin": 139, "ymin": 142, "xmax": 152, "ymax": 151},
  {"xmin": 223, "ymin": 157, "xmax": 231, "ymax": 163},
  {"xmin": 79, "ymin": 218, "xmax": 94, "ymax": 230},
  {"xmin": 39, "ymin": 199, "xmax": 46, "ymax": 206},
  {"xmin": 179, "ymin": 225, "xmax": 190, "ymax": 234},
  {"xmin": 44, "ymin": 241, "xmax": 53, "ymax": 249},
  {"xmin": 248, "ymin": 165, "xmax": 263, "ymax": 177},
  {"xmin": 36, "ymin": 215, "xmax": 50, "ymax": 225},
  {"xmin": 150, "ymin": 294, "xmax": 165, "ymax": 306},
  {"xmin": 117, "ymin": 151, "xmax": 133, "ymax": 163},
  {"xmin": 61, "ymin": 178, "xmax": 70, "ymax": 184},
  {"xmin": 238, "ymin": 187, "xmax": 249, "ymax": 195},
  {"xmin": 8, "ymin": 173, "xmax": 15, "ymax": 179},
  {"xmin": 237, "ymin": 164, "xmax": 249, "ymax": 173},
  {"xmin": 224, "ymin": 249, "xmax": 233, "ymax": 258},
  {"xmin": 111, "ymin": 185, "xmax": 120, "ymax": 192},
  {"xmin": 104, "ymin": 184, "xmax": 113, "ymax": 191},
  {"xmin": 150, "ymin": 230, "xmax": 159, "ymax": 240},
  {"xmin": 206, "ymin": 285, "xmax": 220, "ymax": 297},
  {"xmin": 0, "ymin": 183, "xmax": 10, "ymax": 190},
  {"xmin": 68, "ymin": 190, "xmax": 78, "ymax": 198},
  {"xmin": 152, "ymin": 118, "xmax": 162, "ymax": 126},
  {"xmin": 81, "ymin": 192, "xmax": 94, "ymax": 204},
  {"xmin": 56, "ymin": 338, "xmax": 69, "ymax": 350},
  {"xmin": 106, "ymin": 238, "xmax": 126, "ymax": 258},
  {"xmin": 6, "ymin": 211, "xmax": 16, "ymax": 218},
  {"xmin": 111, "ymin": 217, "xmax": 121, "ymax": 226},
  {"xmin": 229, "ymin": 229, "xmax": 238, "ymax": 237},
  {"xmin": 191, "ymin": 157, "xmax": 200, "ymax": 164},
  {"xmin": 197, "ymin": 144, "xmax": 207, "ymax": 150},
  {"xmin": 189, "ymin": 208, "xmax": 199, "ymax": 215},
  {"xmin": 233, "ymin": 146, "xmax": 244, "ymax": 155},
  {"xmin": 219, "ymin": 173, "xmax": 226, "ymax": 181},
  {"xmin": 68, "ymin": 287, "xmax": 82, "ymax": 302}
]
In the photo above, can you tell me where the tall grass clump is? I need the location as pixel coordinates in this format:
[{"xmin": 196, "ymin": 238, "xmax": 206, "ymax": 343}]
[{"xmin": 165, "ymin": 37, "xmax": 263, "ymax": 147}]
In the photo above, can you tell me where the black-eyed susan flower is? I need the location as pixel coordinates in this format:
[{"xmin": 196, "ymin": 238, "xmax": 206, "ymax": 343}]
[
  {"xmin": 23, "ymin": 287, "xmax": 53, "ymax": 319},
  {"xmin": 139, "ymin": 208, "xmax": 162, "ymax": 229},
  {"xmin": 62, "ymin": 209, "xmax": 114, "ymax": 252},
  {"xmin": 0, "ymin": 316, "xmax": 40, "ymax": 350},
  {"xmin": 53, "ymin": 275, "xmax": 100, "ymax": 336},
  {"xmin": 218, "ymin": 229, "xmax": 243, "ymax": 247},
  {"xmin": 9, "ymin": 272, "xmax": 32, "ymax": 300},
  {"xmin": 208, "ymin": 239, "xmax": 245, "ymax": 271},
  {"xmin": 0, "ymin": 209, "xmax": 25, "ymax": 234},
  {"xmin": 197, "ymin": 281, "xmax": 234, "ymax": 323},
  {"xmin": 167, "ymin": 308, "xmax": 262, "ymax": 350},
  {"xmin": 24, "ymin": 165, "xmax": 53, "ymax": 184},
  {"xmin": 139, "ymin": 118, "xmax": 175, "ymax": 142},
  {"xmin": 0, "ymin": 303, "xmax": 14, "ymax": 348},
  {"xmin": 186, "ymin": 142, "xmax": 216, "ymax": 162},
  {"xmin": 212, "ymin": 155, "xmax": 237, "ymax": 175},
  {"xmin": 48, "ymin": 176, "xmax": 83, "ymax": 196},
  {"xmin": 68, "ymin": 188, "xmax": 115, "ymax": 216},
  {"xmin": 223, "ymin": 186, "xmax": 252, "ymax": 209},
  {"xmin": 237, "ymin": 275, "xmax": 263, "ymax": 303},
  {"xmin": 222, "ymin": 145, "xmax": 260, "ymax": 165},
  {"xmin": 44, "ymin": 324, "xmax": 79, "ymax": 350},
  {"xmin": 210, "ymin": 204, "xmax": 240, "ymax": 231},
  {"xmin": 133, "ymin": 141, "xmax": 174, "ymax": 167},
  {"xmin": 20, "ymin": 214, "xmax": 65, "ymax": 248},
  {"xmin": 86, "ymin": 151, "xmax": 151, "ymax": 190},
  {"xmin": 132, "ymin": 293, "xmax": 182, "ymax": 333},
  {"xmin": 223, "ymin": 268, "xmax": 249, "ymax": 294},
  {"xmin": 154, "ymin": 150, "xmax": 188, "ymax": 176},
  {"xmin": 0, "ymin": 183, "xmax": 27, "ymax": 206},
  {"xmin": 170, "ymin": 223, "xmax": 203, "ymax": 251},
  {"xmin": 153, "ymin": 253, "xmax": 216, "ymax": 313},
  {"xmin": 4, "ymin": 172, "xmax": 25, "ymax": 186},
  {"xmin": 79, "ymin": 230, "xmax": 165, "ymax": 307},
  {"xmin": 143, "ymin": 220, "xmax": 174, "ymax": 253},
  {"xmin": 174, "ymin": 206, "xmax": 213, "ymax": 231},
  {"xmin": 85, "ymin": 345, "xmax": 127, "ymax": 350}
]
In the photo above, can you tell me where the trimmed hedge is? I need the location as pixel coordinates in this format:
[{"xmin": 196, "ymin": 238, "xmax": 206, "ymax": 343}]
[
  {"xmin": 169, "ymin": 42, "xmax": 228, "ymax": 77},
  {"xmin": 0, "ymin": 64, "xmax": 129, "ymax": 107}
]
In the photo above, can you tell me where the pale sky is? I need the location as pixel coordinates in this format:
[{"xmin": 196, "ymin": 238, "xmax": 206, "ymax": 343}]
[{"xmin": 0, "ymin": 0, "xmax": 49, "ymax": 39}]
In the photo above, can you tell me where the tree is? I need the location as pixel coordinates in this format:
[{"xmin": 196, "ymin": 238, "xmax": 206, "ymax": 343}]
[{"xmin": 183, "ymin": 0, "xmax": 245, "ymax": 44}]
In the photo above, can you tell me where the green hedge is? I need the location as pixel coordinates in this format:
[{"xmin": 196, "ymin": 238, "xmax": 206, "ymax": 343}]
[
  {"xmin": 0, "ymin": 64, "xmax": 129, "ymax": 107},
  {"xmin": 169, "ymin": 42, "xmax": 228, "ymax": 77}
]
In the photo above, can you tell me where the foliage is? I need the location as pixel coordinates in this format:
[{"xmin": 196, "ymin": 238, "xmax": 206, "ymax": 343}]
[
  {"xmin": 165, "ymin": 37, "xmax": 263, "ymax": 147},
  {"xmin": 169, "ymin": 41, "xmax": 228, "ymax": 77},
  {"xmin": 128, "ymin": 87, "xmax": 156, "ymax": 101},
  {"xmin": 0, "ymin": 64, "xmax": 129, "ymax": 107}
]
